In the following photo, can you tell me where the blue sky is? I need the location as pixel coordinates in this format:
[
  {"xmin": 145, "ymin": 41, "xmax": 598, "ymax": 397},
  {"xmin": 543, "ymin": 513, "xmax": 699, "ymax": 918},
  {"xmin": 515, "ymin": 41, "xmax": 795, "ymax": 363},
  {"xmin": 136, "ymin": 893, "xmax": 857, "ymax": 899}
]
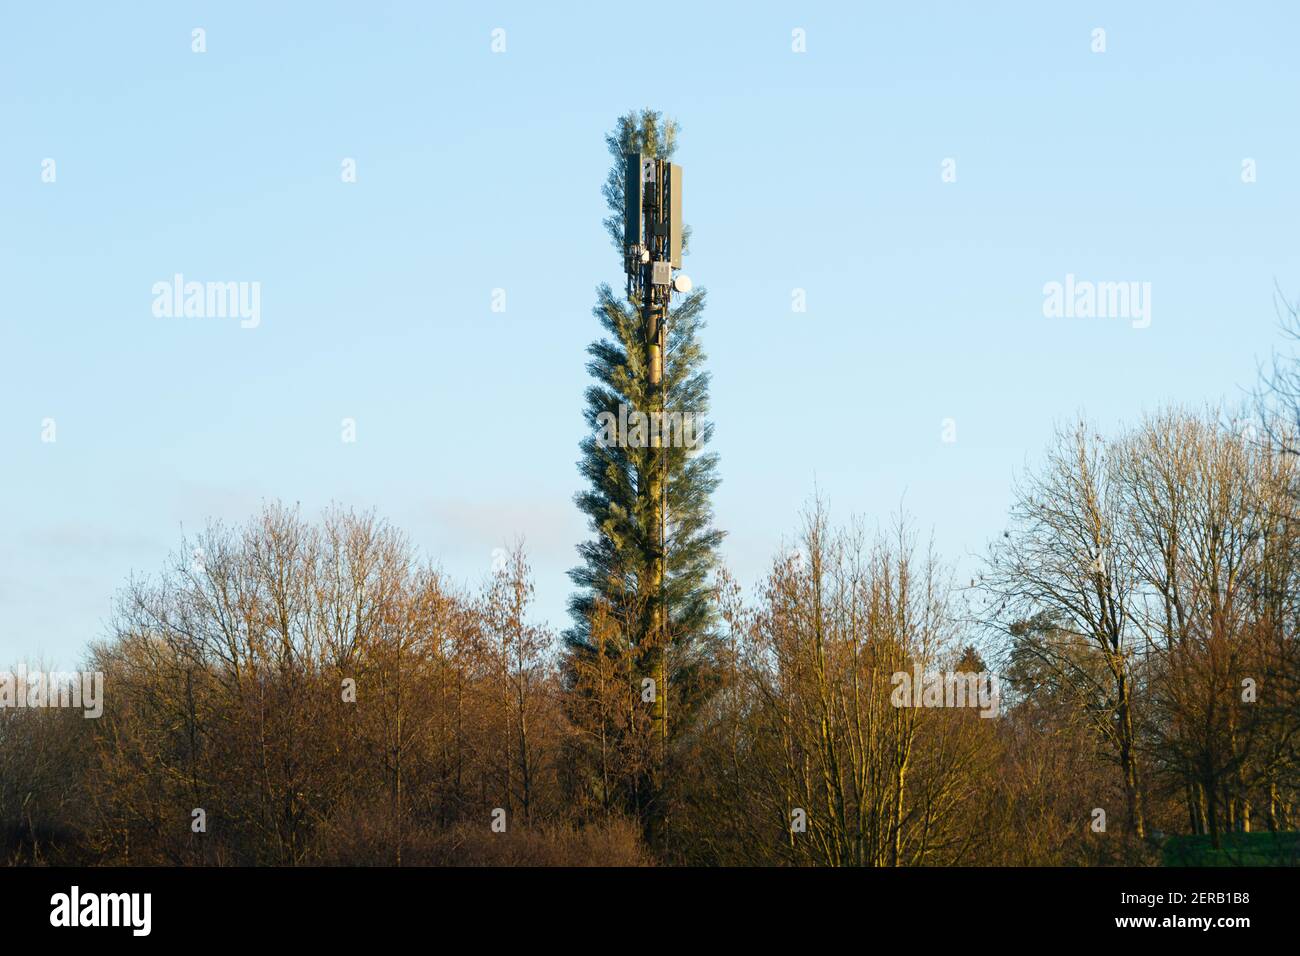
[{"xmin": 3, "ymin": 2, "xmax": 1299, "ymax": 667}]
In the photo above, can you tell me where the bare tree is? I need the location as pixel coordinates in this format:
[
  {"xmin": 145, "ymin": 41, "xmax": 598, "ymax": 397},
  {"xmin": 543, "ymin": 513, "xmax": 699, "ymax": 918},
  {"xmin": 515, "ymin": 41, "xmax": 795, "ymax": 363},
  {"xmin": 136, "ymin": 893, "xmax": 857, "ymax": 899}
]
[{"xmin": 982, "ymin": 421, "xmax": 1147, "ymax": 839}]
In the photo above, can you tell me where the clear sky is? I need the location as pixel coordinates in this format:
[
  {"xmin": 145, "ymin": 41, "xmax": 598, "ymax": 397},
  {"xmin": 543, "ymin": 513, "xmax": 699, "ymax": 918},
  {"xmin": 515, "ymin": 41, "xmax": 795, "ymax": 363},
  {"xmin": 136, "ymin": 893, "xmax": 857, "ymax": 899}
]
[{"xmin": 3, "ymin": 2, "xmax": 1299, "ymax": 668}]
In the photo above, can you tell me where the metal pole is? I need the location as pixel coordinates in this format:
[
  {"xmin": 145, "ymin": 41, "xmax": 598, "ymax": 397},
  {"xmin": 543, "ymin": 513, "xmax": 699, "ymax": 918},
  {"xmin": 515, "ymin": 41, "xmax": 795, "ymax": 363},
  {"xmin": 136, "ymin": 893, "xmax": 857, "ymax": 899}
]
[{"xmin": 624, "ymin": 151, "xmax": 690, "ymax": 841}]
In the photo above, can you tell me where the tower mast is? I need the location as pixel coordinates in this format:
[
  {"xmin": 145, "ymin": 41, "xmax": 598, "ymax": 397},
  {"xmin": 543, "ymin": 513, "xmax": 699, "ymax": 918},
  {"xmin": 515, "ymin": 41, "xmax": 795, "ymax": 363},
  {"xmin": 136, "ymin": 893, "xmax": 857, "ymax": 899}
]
[{"xmin": 622, "ymin": 152, "xmax": 689, "ymax": 819}]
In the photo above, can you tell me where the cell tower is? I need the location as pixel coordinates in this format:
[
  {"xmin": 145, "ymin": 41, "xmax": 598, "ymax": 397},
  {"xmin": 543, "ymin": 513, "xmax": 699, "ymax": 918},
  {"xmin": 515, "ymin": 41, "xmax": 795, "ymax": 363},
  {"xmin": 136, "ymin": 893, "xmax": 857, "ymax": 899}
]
[
  {"xmin": 622, "ymin": 152, "xmax": 691, "ymax": 758},
  {"xmin": 623, "ymin": 153, "xmax": 691, "ymax": 378}
]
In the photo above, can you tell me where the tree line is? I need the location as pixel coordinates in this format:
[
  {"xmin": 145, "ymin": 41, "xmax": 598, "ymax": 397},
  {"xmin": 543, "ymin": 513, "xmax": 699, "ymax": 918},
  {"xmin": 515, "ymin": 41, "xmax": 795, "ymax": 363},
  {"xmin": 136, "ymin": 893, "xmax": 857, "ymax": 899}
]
[{"xmin": 3, "ymin": 404, "xmax": 1296, "ymax": 865}]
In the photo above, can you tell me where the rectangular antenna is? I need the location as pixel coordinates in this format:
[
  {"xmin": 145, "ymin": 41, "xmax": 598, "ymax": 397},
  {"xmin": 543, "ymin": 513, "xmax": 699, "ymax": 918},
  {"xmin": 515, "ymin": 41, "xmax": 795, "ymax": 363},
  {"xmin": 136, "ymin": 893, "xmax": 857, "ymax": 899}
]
[
  {"xmin": 624, "ymin": 153, "xmax": 643, "ymax": 248},
  {"xmin": 668, "ymin": 163, "xmax": 682, "ymax": 268}
]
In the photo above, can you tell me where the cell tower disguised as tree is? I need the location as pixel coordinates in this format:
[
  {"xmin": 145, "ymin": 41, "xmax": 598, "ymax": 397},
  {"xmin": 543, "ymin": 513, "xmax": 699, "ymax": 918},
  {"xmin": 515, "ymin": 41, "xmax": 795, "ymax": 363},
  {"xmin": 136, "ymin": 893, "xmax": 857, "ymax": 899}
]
[{"xmin": 565, "ymin": 110, "xmax": 723, "ymax": 849}]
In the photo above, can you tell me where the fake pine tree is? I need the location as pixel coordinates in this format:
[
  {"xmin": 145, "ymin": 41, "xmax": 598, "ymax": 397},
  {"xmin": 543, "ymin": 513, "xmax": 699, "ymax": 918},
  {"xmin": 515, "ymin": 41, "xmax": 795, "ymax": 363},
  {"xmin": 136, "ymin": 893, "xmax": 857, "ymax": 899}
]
[{"xmin": 565, "ymin": 110, "xmax": 724, "ymax": 850}]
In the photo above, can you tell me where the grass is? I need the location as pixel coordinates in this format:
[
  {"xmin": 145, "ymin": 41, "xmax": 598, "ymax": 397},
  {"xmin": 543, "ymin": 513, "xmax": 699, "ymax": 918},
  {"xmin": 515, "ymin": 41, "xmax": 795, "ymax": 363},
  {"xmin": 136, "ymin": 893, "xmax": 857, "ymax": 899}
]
[{"xmin": 1161, "ymin": 831, "xmax": 1300, "ymax": 866}]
